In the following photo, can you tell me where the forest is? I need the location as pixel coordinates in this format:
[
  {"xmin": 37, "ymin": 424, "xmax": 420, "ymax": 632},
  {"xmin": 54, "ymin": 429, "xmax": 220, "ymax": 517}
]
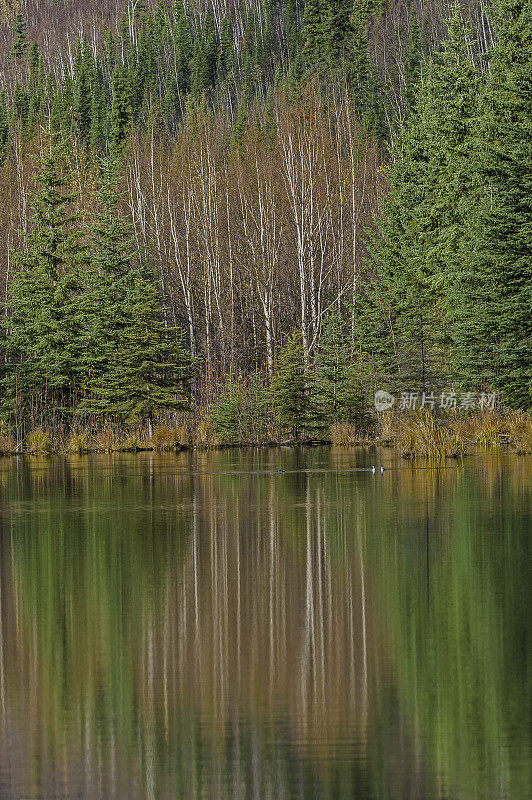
[{"xmin": 0, "ymin": 0, "xmax": 529, "ymax": 449}]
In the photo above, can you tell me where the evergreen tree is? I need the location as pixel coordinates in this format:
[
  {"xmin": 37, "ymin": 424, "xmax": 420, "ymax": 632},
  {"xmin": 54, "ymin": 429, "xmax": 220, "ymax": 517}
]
[
  {"xmin": 203, "ymin": 10, "xmax": 218, "ymax": 89},
  {"xmin": 174, "ymin": 2, "xmax": 192, "ymax": 90},
  {"xmin": 0, "ymin": 91, "xmax": 10, "ymax": 160},
  {"xmin": 11, "ymin": 12, "xmax": 28, "ymax": 61},
  {"xmin": 219, "ymin": 18, "xmax": 235, "ymax": 78},
  {"xmin": 79, "ymin": 162, "xmax": 191, "ymax": 427},
  {"xmin": 301, "ymin": 0, "xmax": 324, "ymax": 69},
  {"xmin": 242, "ymin": 13, "xmax": 259, "ymax": 93},
  {"xmin": 28, "ymin": 42, "xmax": 41, "ymax": 87},
  {"xmin": 190, "ymin": 12, "xmax": 217, "ymax": 97},
  {"xmin": 449, "ymin": 0, "xmax": 532, "ymax": 407},
  {"xmin": 211, "ymin": 379, "xmax": 246, "ymax": 443},
  {"xmin": 403, "ymin": 11, "xmax": 423, "ymax": 115},
  {"xmin": 12, "ymin": 82, "xmax": 29, "ymax": 127},
  {"xmin": 362, "ymin": 5, "xmax": 480, "ymax": 391},
  {"xmin": 101, "ymin": 24, "xmax": 116, "ymax": 77},
  {"xmin": 323, "ymin": 0, "xmax": 352, "ymax": 66},
  {"xmin": 271, "ymin": 332, "xmax": 310, "ymax": 439},
  {"xmin": 352, "ymin": 281, "xmax": 409, "ymax": 395},
  {"xmin": 138, "ymin": 11, "xmax": 158, "ymax": 98},
  {"xmin": 110, "ymin": 65, "xmax": 132, "ymax": 150},
  {"xmin": 73, "ymin": 39, "xmax": 93, "ymax": 140},
  {"xmin": 314, "ymin": 313, "xmax": 363, "ymax": 423},
  {"xmin": 285, "ymin": 0, "xmax": 301, "ymax": 60},
  {"xmin": 89, "ymin": 82, "xmax": 108, "ymax": 157},
  {"xmin": 50, "ymin": 76, "xmax": 74, "ymax": 134},
  {"xmin": 349, "ymin": 0, "xmax": 385, "ymax": 137},
  {"xmin": 2, "ymin": 141, "xmax": 87, "ymax": 422}
]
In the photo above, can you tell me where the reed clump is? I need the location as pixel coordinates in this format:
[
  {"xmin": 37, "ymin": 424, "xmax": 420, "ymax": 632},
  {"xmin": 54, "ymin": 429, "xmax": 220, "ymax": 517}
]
[
  {"xmin": 194, "ymin": 414, "xmax": 223, "ymax": 449},
  {"xmin": 0, "ymin": 426, "xmax": 15, "ymax": 454},
  {"xmin": 118, "ymin": 433, "xmax": 141, "ymax": 452},
  {"xmin": 66, "ymin": 430, "xmax": 91, "ymax": 454},
  {"xmin": 150, "ymin": 425, "xmax": 186, "ymax": 451},
  {"xmin": 377, "ymin": 409, "xmax": 399, "ymax": 445},
  {"xmin": 330, "ymin": 422, "xmax": 371, "ymax": 446},
  {"xmin": 92, "ymin": 427, "xmax": 121, "ymax": 452},
  {"xmin": 398, "ymin": 410, "xmax": 464, "ymax": 459},
  {"xmin": 505, "ymin": 412, "xmax": 532, "ymax": 454},
  {"xmin": 26, "ymin": 429, "xmax": 53, "ymax": 455},
  {"xmin": 450, "ymin": 410, "xmax": 532, "ymax": 454}
]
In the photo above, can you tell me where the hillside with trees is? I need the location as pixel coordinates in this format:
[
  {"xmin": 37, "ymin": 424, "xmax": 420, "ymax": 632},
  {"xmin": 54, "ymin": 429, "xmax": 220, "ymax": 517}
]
[{"xmin": 0, "ymin": 0, "xmax": 529, "ymax": 446}]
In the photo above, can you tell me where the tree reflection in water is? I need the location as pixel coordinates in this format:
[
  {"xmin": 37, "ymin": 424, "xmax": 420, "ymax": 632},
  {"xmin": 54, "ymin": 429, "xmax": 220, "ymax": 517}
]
[{"xmin": 0, "ymin": 450, "xmax": 530, "ymax": 799}]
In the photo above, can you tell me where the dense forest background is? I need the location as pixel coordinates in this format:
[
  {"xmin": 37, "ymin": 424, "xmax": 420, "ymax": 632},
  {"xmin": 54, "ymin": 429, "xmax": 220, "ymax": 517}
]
[{"xmin": 0, "ymin": 0, "xmax": 529, "ymax": 438}]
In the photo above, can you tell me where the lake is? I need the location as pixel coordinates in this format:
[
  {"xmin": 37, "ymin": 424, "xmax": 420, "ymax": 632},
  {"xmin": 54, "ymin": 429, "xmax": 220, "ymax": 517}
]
[{"xmin": 0, "ymin": 448, "xmax": 530, "ymax": 799}]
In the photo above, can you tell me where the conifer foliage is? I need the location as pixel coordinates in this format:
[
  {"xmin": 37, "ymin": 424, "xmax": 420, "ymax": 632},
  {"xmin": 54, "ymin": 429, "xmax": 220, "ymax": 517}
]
[
  {"xmin": 455, "ymin": 0, "xmax": 532, "ymax": 407},
  {"xmin": 357, "ymin": 1, "xmax": 531, "ymax": 408},
  {"xmin": 1, "ymin": 147, "xmax": 191, "ymax": 432},
  {"xmin": 271, "ymin": 332, "xmax": 311, "ymax": 439},
  {"xmin": 2, "ymin": 141, "xmax": 87, "ymax": 422},
  {"xmin": 80, "ymin": 161, "xmax": 191, "ymax": 427},
  {"xmin": 314, "ymin": 313, "xmax": 363, "ymax": 423}
]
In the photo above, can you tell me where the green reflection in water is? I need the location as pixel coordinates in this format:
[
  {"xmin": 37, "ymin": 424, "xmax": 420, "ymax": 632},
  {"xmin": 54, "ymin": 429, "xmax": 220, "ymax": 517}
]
[
  {"xmin": 365, "ymin": 458, "xmax": 532, "ymax": 800},
  {"xmin": 0, "ymin": 451, "xmax": 530, "ymax": 799}
]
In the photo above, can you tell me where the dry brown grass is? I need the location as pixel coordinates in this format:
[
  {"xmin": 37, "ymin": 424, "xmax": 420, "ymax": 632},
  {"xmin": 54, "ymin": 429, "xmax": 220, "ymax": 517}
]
[
  {"xmin": 0, "ymin": 426, "xmax": 15, "ymax": 454},
  {"xmin": 505, "ymin": 412, "xmax": 532, "ymax": 454},
  {"xmin": 91, "ymin": 427, "xmax": 150, "ymax": 452},
  {"xmin": 398, "ymin": 410, "xmax": 465, "ymax": 459},
  {"xmin": 118, "ymin": 433, "xmax": 141, "ymax": 452},
  {"xmin": 66, "ymin": 430, "xmax": 91, "ymax": 454},
  {"xmin": 450, "ymin": 410, "xmax": 532, "ymax": 454},
  {"xmin": 26, "ymin": 429, "xmax": 53, "ymax": 455},
  {"xmin": 150, "ymin": 425, "xmax": 187, "ymax": 451},
  {"xmin": 330, "ymin": 422, "xmax": 371, "ymax": 446},
  {"xmin": 377, "ymin": 409, "xmax": 399, "ymax": 443},
  {"xmin": 93, "ymin": 428, "xmax": 121, "ymax": 453},
  {"xmin": 193, "ymin": 414, "xmax": 223, "ymax": 449}
]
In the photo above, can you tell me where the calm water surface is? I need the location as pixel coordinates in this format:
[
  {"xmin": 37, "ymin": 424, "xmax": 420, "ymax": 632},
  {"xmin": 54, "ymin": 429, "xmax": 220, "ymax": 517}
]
[{"xmin": 0, "ymin": 448, "xmax": 530, "ymax": 799}]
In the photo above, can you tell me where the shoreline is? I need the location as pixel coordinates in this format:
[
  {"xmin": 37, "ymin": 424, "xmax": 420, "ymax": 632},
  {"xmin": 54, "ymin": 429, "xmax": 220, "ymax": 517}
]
[
  {"xmin": 0, "ymin": 437, "xmax": 529, "ymax": 460},
  {"xmin": 1, "ymin": 409, "xmax": 530, "ymax": 459}
]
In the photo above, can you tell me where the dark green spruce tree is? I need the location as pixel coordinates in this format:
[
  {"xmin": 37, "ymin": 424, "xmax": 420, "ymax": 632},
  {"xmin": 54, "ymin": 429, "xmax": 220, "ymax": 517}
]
[
  {"xmin": 301, "ymin": 0, "xmax": 324, "ymax": 69},
  {"xmin": 450, "ymin": 0, "xmax": 531, "ymax": 407},
  {"xmin": 11, "ymin": 11, "xmax": 28, "ymax": 61},
  {"xmin": 349, "ymin": 0, "xmax": 385, "ymax": 137},
  {"xmin": 0, "ymin": 91, "xmax": 9, "ymax": 160},
  {"xmin": 362, "ymin": 5, "xmax": 480, "ymax": 392},
  {"xmin": 314, "ymin": 313, "xmax": 363, "ymax": 423},
  {"xmin": 403, "ymin": 11, "xmax": 423, "ymax": 115},
  {"xmin": 79, "ymin": 161, "xmax": 191, "ymax": 430},
  {"xmin": 73, "ymin": 39, "xmax": 93, "ymax": 141},
  {"xmin": 110, "ymin": 65, "xmax": 132, "ymax": 151},
  {"xmin": 174, "ymin": 1, "xmax": 192, "ymax": 90},
  {"xmin": 323, "ymin": 0, "xmax": 352, "ymax": 68},
  {"xmin": 2, "ymin": 140, "xmax": 87, "ymax": 426},
  {"xmin": 271, "ymin": 332, "xmax": 311, "ymax": 440}
]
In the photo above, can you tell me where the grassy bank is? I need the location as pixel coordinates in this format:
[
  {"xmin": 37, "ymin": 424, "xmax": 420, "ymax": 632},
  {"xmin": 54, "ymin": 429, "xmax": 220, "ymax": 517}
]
[
  {"xmin": 371, "ymin": 409, "xmax": 532, "ymax": 458},
  {"xmin": 0, "ymin": 409, "xmax": 530, "ymax": 458}
]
